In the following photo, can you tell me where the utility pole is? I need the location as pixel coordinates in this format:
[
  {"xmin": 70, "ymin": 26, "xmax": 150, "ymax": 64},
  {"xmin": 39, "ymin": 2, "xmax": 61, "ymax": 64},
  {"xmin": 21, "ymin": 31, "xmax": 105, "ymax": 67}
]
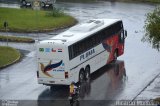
[
  {"xmin": 33, "ymin": 0, "xmax": 40, "ymax": 41},
  {"xmin": 4, "ymin": 21, "xmax": 8, "ymax": 46}
]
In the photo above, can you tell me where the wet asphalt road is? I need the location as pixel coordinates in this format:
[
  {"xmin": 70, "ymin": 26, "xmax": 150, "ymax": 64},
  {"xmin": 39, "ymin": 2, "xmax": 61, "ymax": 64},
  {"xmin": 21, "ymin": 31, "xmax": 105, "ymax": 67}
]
[{"xmin": 0, "ymin": 1, "xmax": 160, "ymax": 106}]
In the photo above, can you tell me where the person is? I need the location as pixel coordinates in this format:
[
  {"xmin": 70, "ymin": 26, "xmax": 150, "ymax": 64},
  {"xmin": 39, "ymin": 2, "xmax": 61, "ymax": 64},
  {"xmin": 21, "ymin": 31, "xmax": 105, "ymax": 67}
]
[{"xmin": 69, "ymin": 81, "xmax": 78, "ymax": 96}]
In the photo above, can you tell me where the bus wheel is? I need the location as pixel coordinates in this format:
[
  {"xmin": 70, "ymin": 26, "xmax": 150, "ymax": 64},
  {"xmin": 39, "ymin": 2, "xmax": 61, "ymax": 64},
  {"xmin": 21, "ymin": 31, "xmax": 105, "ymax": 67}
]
[
  {"xmin": 85, "ymin": 66, "xmax": 90, "ymax": 80},
  {"xmin": 79, "ymin": 69, "xmax": 85, "ymax": 83}
]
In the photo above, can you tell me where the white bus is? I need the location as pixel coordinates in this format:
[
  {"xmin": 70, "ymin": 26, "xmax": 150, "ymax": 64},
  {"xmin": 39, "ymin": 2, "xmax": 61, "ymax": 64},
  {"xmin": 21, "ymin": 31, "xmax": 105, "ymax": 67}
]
[{"xmin": 36, "ymin": 19, "xmax": 127, "ymax": 86}]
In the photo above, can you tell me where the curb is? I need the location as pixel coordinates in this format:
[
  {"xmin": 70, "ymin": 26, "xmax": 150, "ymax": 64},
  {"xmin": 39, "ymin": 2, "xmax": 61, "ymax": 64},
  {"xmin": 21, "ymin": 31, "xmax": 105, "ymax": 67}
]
[
  {"xmin": 0, "ymin": 49, "xmax": 21, "ymax": 70},
  {"xmin": 0, "ymin": 39, "xmax": 35, "ymax": 43}
]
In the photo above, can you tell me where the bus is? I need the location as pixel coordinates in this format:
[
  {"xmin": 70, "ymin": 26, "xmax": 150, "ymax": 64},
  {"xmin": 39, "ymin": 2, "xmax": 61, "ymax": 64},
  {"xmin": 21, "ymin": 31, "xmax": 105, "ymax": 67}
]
[{"xmin": 36, "ymin": 19, "xmax": 127, "ymax": 86}]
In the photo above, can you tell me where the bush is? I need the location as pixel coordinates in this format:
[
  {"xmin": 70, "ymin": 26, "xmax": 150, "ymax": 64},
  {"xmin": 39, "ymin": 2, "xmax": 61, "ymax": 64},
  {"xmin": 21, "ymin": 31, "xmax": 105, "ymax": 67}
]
[
  {"xmin": 143, "ymin": 6, "xmax": 160, "ymax": 51},
  {"xmin": 46, "ymin": 8, "xmax": 65, "ymax": 17},
  {"xmin": 146, "ymin": 0, "xmax": 160, "ymax": 3}
]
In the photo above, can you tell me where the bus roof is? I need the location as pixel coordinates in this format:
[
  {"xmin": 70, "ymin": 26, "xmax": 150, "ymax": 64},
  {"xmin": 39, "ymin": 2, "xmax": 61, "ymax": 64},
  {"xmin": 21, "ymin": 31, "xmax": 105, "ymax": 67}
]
[{"xmin": 41, "ymin": 19, "xmax": 121, "ymax": 46}]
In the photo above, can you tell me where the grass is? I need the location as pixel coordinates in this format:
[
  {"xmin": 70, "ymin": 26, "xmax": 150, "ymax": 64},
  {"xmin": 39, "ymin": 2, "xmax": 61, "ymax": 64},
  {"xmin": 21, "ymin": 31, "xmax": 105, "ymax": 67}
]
[
  {"xmin": 0, "ymin": 7, "xmax": 77, "ymax": 32},
  {"xmin": 0, "ymin": 35, "xmax": 35, "ymax": 43},
  {"xmin": 57, "ymin": 0, "xmax": 96, "ymax": 3},
  {"xmin": 0, "ymin": 46, "xmax": 20, "ymax": 68},
  {"xmin": 115, "ymin": 0, "xmax": 160, "ymax": 3}
]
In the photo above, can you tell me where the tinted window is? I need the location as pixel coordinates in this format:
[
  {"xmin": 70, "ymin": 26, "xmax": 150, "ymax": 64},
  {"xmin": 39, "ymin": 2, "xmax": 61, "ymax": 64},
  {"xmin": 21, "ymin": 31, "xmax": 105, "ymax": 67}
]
[{"xmin": 69, "ymin": 21, "xmax": 123, "ymax": 60}]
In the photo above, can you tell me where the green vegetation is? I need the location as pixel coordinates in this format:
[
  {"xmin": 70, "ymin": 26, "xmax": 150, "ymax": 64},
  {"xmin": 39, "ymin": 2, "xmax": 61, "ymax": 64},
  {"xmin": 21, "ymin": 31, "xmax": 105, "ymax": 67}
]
[
  {"xmin": 142, "ymin": 6, "xmax": 160, "ymax": 51},
  {"xmin": 0, "ymin": 46, "xmax": 21, "ymax": 68},
  {"xmin": 0, "ymin": 7, "xmax": 77, "ymax": 32},
  {"xmin": 46, "ymin": 8, "xmax": 66, "ymax": 17},
  {"xmin": 145, "ymin": 0, "xmax": 160, "ymax": 3},
  {"xmin": 154, "ymin": 98, "xmax": 160, "ymax": 105},
  {"xmin": 115, "ymin": 0, "xmax": 160, "ymax": 3},
  {"xmin": 57, "ymin": 0, "xmax": 160, "ymax": 3},
  {"xmin": 57, "ymin": 0, "xmax": 96, "ymax": 3},
  {"xmin": 0, "ymin": 35, "xmax": 35, "ymax": 43}
]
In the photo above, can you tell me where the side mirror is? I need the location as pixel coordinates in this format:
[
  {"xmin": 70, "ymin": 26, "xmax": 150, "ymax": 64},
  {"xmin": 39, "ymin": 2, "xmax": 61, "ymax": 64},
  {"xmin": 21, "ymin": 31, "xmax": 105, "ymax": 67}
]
[{"xmin": 124, "ymin": 30, "xmax": 127, "ymax": 38}]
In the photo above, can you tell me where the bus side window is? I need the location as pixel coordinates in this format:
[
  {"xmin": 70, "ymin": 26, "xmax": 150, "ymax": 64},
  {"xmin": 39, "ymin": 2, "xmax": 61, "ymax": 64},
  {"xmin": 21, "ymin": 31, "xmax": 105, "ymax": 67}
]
[
  {"xmin": 69, "ymin": 47, "xmax": 71, "ymax": 60},
  {"xmin": 79, "ymin": 41, "xmax": 84, "ymax": 54},
  {"xmin": 73, "ymin": 44, "xmax": 78, "ymax": 58},
  {"xmin": 90, "ymin": 36, "xmax": 94, "ymax": 48},
  {"xmin": 106, "ymin": 26, "xmax": 113, "ymax": 38},
  {"xmin": 69, "ymin": 46, "xmax": 74, "ymax": 60},
  {"xmin": 96, "ymin": 33, "xmax": 101, "ymax": 44}
]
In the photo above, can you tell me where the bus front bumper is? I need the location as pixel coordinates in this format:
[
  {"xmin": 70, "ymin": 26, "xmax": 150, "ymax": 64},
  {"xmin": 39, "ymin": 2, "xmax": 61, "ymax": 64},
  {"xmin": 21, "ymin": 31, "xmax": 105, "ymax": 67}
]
[{"xmin": 38, "ymin": 78, "xmax": 72, "ymax": 85}]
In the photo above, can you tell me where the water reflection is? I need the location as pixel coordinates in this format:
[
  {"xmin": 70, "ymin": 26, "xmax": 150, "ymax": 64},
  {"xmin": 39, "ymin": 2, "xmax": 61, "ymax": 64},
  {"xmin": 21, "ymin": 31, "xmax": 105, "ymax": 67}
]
[
  {"xmin": 37, "ymin": 60, "xmax": 127, "ymax": 106},
  {"xmin": 79, "ymin": 79, "xmax": 91, "ymax": 99},
  {"xmin": 87, "ymin": 60, "xmax": 127, "ymax": 100},
  {"xmin": 107, "ymin": 60, "xmax": 127, "ymax": 90}
]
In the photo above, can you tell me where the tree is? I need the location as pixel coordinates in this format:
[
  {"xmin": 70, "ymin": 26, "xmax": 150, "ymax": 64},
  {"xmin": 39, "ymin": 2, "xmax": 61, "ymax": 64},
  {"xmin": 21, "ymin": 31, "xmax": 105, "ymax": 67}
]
[{"xmin": 143, "ymin": 6, "xmax": 160, "ymax": 51}]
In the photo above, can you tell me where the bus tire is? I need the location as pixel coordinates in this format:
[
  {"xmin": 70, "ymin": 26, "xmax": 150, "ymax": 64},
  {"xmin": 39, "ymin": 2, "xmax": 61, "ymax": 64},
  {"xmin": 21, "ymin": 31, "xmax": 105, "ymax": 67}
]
[
  {"xmin": 79, "ymin": 69, "xmax": 85, "ymax": 83},
  {"xmin": 85, "ymin": 66, "xmax": 90, "ymax": 80}
]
